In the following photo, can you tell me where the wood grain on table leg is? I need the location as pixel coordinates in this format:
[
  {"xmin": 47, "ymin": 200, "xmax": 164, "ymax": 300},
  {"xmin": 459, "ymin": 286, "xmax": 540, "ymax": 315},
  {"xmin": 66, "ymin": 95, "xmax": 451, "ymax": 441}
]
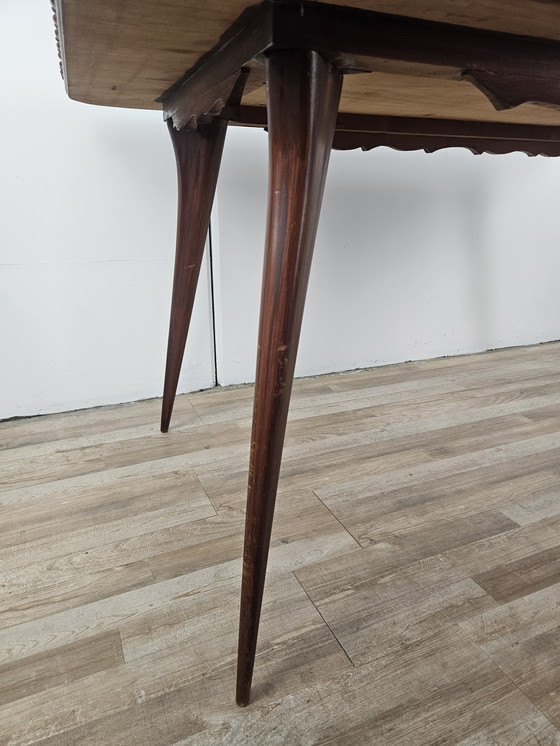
[
  {"xmin": 161, "ymin": 117, "xmax": 227, "ymax": 434},
  {"xmin": 236, "ymin": 49, "xmax": 342, "ymax": 706}
]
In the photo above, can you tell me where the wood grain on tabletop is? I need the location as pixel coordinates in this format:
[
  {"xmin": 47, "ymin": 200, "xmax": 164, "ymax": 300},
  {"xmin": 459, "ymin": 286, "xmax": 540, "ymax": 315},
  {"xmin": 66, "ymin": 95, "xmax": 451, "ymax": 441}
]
[
  {"xmin": 2, "ymin": 341, "xmax": 560, "ymax": 743},
  {"xmin": 55, "ymin": 0, "xmax": 560, "ymax": 129}
]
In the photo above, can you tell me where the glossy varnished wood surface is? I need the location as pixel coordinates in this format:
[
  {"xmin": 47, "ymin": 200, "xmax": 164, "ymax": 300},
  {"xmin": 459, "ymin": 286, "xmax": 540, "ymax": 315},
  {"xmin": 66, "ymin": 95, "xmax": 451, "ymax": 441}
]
[
  {"xmin": 3, "ymin": 342, "xmax": 560, "ymax": 742},
  {"xmin": 160, "ymin": 117, "xmax": 227, "ymax": 434},
  {"xmin": 236, "ymin": 49, "xmax": 341, "ymax": 705}
]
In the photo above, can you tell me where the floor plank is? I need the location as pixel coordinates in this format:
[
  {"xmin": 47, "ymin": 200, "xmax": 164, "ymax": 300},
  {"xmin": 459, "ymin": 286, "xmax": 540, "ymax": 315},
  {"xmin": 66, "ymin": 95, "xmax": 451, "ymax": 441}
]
[
  {"xmin": 2, "ymin": 341, "xmax": 560, "ymax": 744},
  {"xmin": 0, "ymin": 631, "xmax": 124, "ymax": 707}
]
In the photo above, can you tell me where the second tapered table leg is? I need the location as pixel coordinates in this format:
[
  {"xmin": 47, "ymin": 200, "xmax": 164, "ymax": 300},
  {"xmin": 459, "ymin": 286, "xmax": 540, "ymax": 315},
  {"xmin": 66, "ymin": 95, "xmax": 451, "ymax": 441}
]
[
  {"xmin": 161, "ymin": 117, "xmax": 227, "ymax": 433},
  {"xmin": 236, "ymin": 49, "xmax": 342, "ymax": 706}
]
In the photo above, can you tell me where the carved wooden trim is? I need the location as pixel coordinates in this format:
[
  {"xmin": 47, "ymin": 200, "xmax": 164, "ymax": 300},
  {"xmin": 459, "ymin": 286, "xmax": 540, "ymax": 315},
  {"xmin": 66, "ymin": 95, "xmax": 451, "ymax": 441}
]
[
  {"xmin": 330, "ymin": 132, "xmax": 560, "ymax": 156},
  {"xmin": 160, "ymin": 1, "xmax": 560, "ymax": 131},
  {"xmin": 157, "ymin": 5, "xmax": 271, "ymax": 130},
  {"xmin": 228, "ymin": 106, "xmax": 560, "ymax": 157},
  {"xmin": 51, "ymin": 0, "xmax": 66, "ymax": 81},
  {"xmin": 462, "ymin": 71, "xmax": 560, "ymax": 112}
]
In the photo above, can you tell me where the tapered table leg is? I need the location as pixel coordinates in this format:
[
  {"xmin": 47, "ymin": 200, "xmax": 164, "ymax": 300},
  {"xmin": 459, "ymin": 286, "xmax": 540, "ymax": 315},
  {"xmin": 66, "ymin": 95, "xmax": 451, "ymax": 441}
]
[
  {"xmin": 236, "ymin": 50, "xmax": 342, "ymax": 706},
  {"xmin": 161, "ymin": 117, "xmax": 227, "ymax": 433}
]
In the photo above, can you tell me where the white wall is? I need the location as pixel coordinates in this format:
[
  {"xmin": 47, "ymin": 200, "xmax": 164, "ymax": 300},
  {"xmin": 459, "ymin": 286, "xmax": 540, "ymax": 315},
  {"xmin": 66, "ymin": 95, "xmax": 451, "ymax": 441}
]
[
  {"xmin": 213, "ymin": 126, "xmax": 560, "ymax": 385},
  {"xmin": 2, "ymin": 3, "xmax": 560, "ymax": 419},
  {"xmin": 0, "ymin": 0, "xmax": 215, "ymax": 419}
]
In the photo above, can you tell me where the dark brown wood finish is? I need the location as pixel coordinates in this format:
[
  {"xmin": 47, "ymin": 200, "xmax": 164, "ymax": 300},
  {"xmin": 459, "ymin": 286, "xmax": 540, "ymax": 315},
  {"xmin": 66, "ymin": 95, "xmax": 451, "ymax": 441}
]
[
  {"xmin": 160, "ymin": 1, "xmax": 560, "ymax": 131},
  {"xmin": 236, "ymin": 49, "xmax": 342, "ymax": 706},
  {"xmin": 160, "ymin": 117, "xmax": 227, "ymax": 434},
  {"xmin": 230, "ymin": 107, "xmax": 560, "ymax": 156},
  {"xmin": 330, "ymin": 132, "xmax": 560, "ymax": 156},
  {"xmin": 157, "ymin": 4, "xmax": 270, "ymax": 130},
  {"xmin": 269, "ymin": 2, "xmax": 560, "ymax": 108},
  {"xmin": 232, "ymin": 107, "xmax": 560, "ymax": 141}
]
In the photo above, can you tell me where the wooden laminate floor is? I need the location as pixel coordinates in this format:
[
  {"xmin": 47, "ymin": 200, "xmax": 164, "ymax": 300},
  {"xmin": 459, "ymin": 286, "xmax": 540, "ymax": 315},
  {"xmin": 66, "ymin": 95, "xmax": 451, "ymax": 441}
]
[{"xmin": 2, "ymin": 342, "xmax": 560, "ymax": 745}]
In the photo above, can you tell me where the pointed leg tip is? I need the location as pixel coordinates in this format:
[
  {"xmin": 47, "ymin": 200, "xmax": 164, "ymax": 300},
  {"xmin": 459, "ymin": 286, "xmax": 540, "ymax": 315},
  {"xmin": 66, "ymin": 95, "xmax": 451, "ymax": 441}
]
[
  {"xmin": 160, "ymin": 407, "xmax": 171, "ymax": 433},
  {"xmin": 236, "ymin": 680, "xmax": 250, "ymax": 707}
]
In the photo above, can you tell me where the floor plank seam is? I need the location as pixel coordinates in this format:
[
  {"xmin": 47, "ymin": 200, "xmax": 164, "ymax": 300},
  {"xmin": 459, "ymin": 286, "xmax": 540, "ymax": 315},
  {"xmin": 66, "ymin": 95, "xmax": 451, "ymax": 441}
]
[
  {"xmin": 291, "ymin": 570, "xmax": 356, "ymax": 669},
  {"xmin": 192, "ymin": 476, "xmax": 220, "ymax": 517},
  {"xmin": 310, "ymin": 489, "xmax": 363, "ymax": 549},
  {"xmin": 458, "ymin": 613, "xmax": 560, "ymax": 737}
]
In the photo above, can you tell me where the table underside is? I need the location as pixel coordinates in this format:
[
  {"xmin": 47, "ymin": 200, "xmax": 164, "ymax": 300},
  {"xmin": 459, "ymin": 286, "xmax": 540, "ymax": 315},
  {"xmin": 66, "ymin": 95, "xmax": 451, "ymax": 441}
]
[
  {"xmin": 54, "ymin": 0, "xmax": 560, "ymax": 122},
  {"xmin": 53, "ymin": 0, "xmax": 560, "ymax": 155}
]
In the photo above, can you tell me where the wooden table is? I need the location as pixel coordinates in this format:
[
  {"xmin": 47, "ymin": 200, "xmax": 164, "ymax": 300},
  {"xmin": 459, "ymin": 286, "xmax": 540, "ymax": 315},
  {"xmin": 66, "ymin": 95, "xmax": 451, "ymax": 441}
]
[{"xmin": 52, "ymin": 0, "xmax": 560, "ymax": 706}]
